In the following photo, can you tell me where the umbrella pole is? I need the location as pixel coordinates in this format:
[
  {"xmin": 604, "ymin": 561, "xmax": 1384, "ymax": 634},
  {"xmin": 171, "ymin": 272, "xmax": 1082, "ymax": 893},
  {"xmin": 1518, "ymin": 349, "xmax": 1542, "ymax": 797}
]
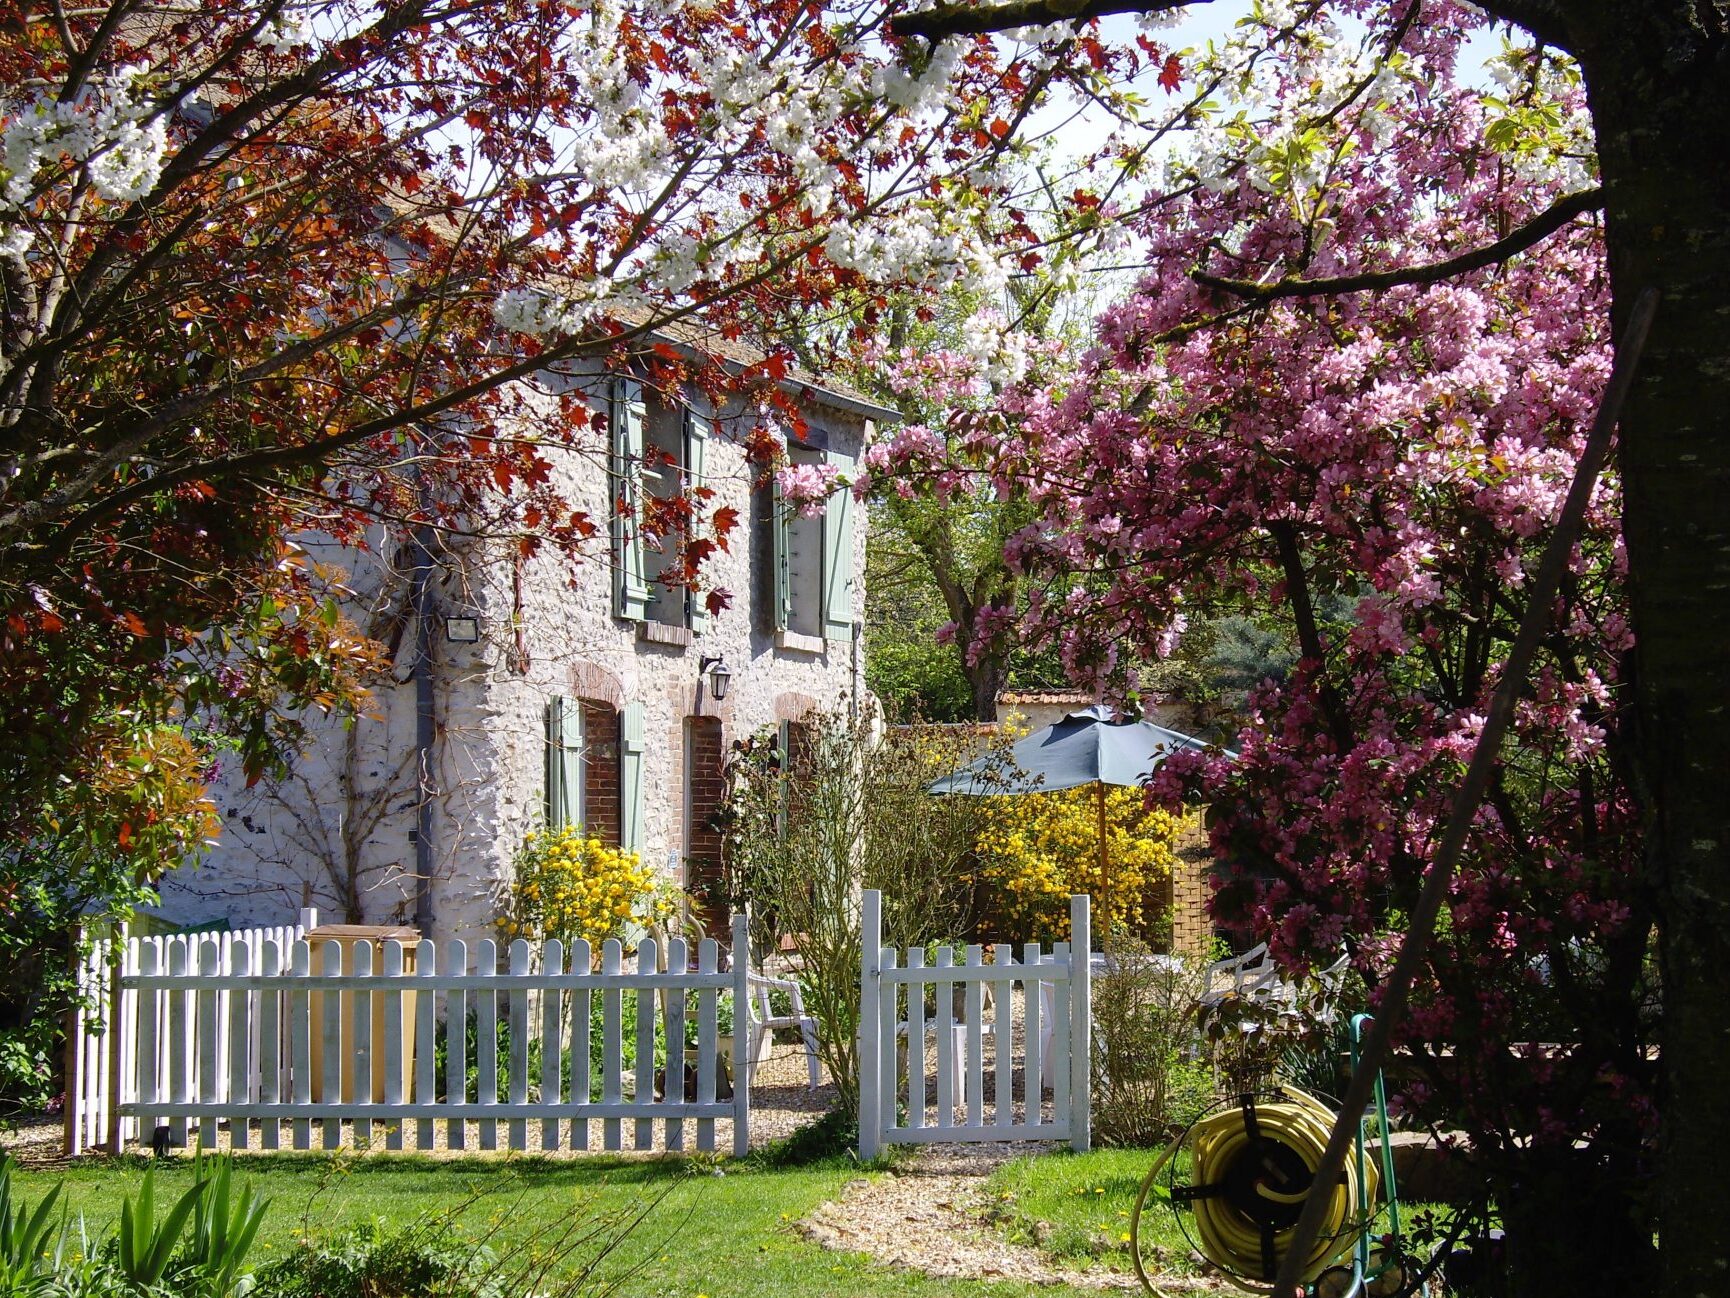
[{"xmin": 1096, "ymin": 781, "xmax": 1109, "ymax": 948}]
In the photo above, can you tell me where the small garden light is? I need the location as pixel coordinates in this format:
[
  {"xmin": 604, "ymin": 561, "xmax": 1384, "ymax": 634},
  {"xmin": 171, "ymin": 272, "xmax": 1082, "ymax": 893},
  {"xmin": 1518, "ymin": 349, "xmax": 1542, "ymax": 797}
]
[{"xmin": 445, "ymin": 616, "xmax": 481, "ymax": 643}]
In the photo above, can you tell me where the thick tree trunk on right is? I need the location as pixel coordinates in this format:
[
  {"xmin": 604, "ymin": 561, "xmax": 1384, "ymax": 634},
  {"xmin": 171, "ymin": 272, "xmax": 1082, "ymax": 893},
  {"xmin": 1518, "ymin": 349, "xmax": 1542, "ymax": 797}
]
[{"xmin": 1573, "ymin": 9, "xmax": 1730, "ymax": 1295}]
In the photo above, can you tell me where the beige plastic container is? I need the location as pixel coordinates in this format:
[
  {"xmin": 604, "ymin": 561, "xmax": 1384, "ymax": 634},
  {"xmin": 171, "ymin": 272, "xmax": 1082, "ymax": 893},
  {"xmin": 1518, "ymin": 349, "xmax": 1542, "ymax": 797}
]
[{"xmin": 306, "ymin": 925, "xmax": 421, "ymax": 1103}]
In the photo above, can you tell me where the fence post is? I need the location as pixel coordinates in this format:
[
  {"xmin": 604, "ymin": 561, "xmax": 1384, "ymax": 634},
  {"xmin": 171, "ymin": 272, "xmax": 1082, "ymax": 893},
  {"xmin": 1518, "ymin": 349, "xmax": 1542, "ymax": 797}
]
[
  {"xmin": 731, "ymin": 912, "xmax": 751, "ymax": 1157},
  {"xmin": 858, "ymin": 889, "xmax": 883, "ymax": 1162},
  {"xmin": 1069, "ymin": 894, "xmax": 1091, "ymax": 1153}
]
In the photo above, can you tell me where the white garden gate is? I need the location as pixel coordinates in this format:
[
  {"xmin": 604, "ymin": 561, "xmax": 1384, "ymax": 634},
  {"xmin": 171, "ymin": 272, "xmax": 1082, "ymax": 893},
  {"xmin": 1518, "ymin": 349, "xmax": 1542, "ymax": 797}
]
[
  {"xmin": 857, "ymin": 889, "xmax": 1091, "ymax": 1159},
  {"xmin": 68, "ymin": 912, "xmax": 751, "ymax": 1157}
]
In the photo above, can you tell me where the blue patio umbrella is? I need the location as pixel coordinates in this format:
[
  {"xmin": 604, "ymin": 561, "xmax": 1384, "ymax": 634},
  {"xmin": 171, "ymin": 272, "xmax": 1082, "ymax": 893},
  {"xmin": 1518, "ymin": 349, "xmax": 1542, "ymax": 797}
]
[{"xmin": 929, "ymin": 704, "xmax": 1233, "ymax": 930}]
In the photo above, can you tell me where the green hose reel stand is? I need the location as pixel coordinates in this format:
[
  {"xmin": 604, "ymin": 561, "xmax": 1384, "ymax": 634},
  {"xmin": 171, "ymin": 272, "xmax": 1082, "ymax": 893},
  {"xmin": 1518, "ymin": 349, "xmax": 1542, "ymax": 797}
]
[{"xmin": 1130, "ymin": 1014, "xmax": 1410, "ymax": 1298}]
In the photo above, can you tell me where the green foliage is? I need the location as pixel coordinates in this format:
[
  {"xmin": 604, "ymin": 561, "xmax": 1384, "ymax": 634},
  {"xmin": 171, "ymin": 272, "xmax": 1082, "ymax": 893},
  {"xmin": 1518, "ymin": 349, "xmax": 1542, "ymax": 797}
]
[
  {"xmin": 253, "ymin": 1220, "xmax": 503, "ymax": 1298},
  {"xmin": 0, "ymin": 1153, "xmax": 263, "ymax": 1298},
  {"xmin": 746, "ymin": 1110, "xmax": 859, "ymax": 1169},
  {"xmin": 1088, "ymin": 940, "xmax": 1216, "ymax": 1149},
  {"xmin": 984, "ymin": 1148, "xmax": 1202, "ymax": 1273},
  {"xmin": 719, "ymin": 708, "xmax": 996, "ymax": 1117},
  {"xmin": 0, "ymin": 1155, "xmax": 62, "ymax": 1297}
]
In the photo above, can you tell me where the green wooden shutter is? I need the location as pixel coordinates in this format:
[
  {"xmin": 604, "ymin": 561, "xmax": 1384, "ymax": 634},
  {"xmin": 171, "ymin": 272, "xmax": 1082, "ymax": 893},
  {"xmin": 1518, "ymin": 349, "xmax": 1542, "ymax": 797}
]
[
  {"xmin": 769, "ymin": 470, "xmax": 791, "ymax": 631},
  {"xmin": 610, "ymin": 378, "xmax": 650, "ymax": 621},
  {"xmin": 545, "ymin": 696, "xmax": 583, "ymax": 831},
  {"xmin": 822, "ymin": 447, "xmax": 856, "ymax": 640},
  {"xmin": 620, "ymin": 700, "xmax": 647, "ymax": 852},
  {"xmin": 686, "ymin": 407, "xmax": 711, "ymax": 632}
]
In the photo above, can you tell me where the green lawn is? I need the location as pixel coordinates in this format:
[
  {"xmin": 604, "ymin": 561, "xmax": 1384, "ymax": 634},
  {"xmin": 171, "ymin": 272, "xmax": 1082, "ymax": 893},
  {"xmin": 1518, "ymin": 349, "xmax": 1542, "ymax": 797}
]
[
  {"xmin": 6, "ymin": 1139, "xmax": 1236, "ymax": 1297},
  {"xmin": 985, "ymin": 1147, "xmax": 1201, "ymax": 1281},
  {"xmin": 9, "ymin": 1151, "xmax": 1065, "ymax": 1298}
]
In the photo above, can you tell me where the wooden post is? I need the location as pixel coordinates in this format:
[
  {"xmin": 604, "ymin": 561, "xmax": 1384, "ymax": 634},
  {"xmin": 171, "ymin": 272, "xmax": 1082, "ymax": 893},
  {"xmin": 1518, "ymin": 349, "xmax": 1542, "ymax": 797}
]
[
  {"xmin": 1069, "ymin": 894, "xmax": 1092, "ymax": 1153},
  {"xmin": 1095, "ymin": 782, "xmax": 1110, "ymax": 940},
  {"xmin": 857, "ymin": 888, "xmax": 883, "ymax": 1161},
  {"xmin": 731, "ymin": 912, "xmax": 751, "ymax": 1156}
]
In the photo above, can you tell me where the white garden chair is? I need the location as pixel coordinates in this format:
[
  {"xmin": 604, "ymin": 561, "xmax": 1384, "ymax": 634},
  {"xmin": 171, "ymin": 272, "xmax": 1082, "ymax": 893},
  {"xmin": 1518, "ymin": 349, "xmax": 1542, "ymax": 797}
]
[{"xmin": 745, "ymin": 970, "xmax": 822, "ymax": 1090}]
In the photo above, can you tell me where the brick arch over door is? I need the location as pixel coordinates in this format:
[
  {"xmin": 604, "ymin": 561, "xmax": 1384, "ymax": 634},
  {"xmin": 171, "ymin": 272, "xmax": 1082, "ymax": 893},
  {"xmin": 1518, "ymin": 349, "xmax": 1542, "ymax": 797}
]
[
  {"xmin": 568, "ymin": 661, "xmax": 625, "ymax": 712},
  {"xmin": 772, "ymin": 691, "xmax": 819, "ymax": 723}
]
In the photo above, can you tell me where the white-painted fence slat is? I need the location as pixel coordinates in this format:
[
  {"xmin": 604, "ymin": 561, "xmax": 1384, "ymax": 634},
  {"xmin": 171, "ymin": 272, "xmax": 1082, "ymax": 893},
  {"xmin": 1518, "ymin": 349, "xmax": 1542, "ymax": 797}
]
[
  {"xmin": 663, "ymin": 937, "xmax": 686, "ymax": 1152},
  {"xmin": 1022, "ymin": 941, "xmax": 1042, "ymax": 1128},
  {"xmin": 319, "ymin": 942, "xmax": 342, "ymax": 1150},
  {"xmin": 600, "ymin": 939, "xmax": 623, "ymax": 1152},
  {"xmin": 508, "ymin": 939, "xmax": 530, "ymax": 1152},
  {"xmin": 445, "ymin": 940, "xmax": 467, "ymax": 1151},
  {"xmin": 568, "ymin": 938, "xmax": 591, "ymax": 1152},
  {"xmin": 695, "ymin": 936, "xmax": 717, "ymax": 1154},
  {"xmin": 541, "ymin": 939, "xmax": 564, "ymax": 1152},
  {"xmin": 290, "ymin": 941, "xmax": 311, "ymax": 1150},
  {"xmin": 634, "ymin": 938, "xmax": 656, "ymax": 1151},
  {"xmin": 382, "ymin": 941, "xmax": 404, "ymax": 1151},
  {"xmin": 226, "ymin": 944, "xmax": 251, "ymax": 1150},
  {"xmin": 258, "ymin": 940, "xmax": 281, "ymax": 1150},
  {"xmin": 416, "ymin": 939, "xmax": 437, "ymax": 1150}
]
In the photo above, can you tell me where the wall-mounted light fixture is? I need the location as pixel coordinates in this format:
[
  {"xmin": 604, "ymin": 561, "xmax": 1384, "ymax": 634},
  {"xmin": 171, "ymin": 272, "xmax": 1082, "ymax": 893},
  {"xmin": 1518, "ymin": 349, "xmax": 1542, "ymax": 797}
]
[
  {"xmin": 699, "ymin": 654, "xmax": 731, "ymax": 701},
  {"xmin": 445, "ymin": 616, "xmax": 481, "ymax": 643}
]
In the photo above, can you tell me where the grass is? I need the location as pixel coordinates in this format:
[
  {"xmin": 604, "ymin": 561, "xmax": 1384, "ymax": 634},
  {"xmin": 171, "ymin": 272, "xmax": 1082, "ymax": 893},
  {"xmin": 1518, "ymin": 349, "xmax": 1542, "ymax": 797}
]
[
  {"xmin": 984, "ymin": 1147, "xmax": 1203, "ymax": 1282},
  {"xmin": 9, "ymin": 1148, "xmax": 1069, "ymax": 1298}
]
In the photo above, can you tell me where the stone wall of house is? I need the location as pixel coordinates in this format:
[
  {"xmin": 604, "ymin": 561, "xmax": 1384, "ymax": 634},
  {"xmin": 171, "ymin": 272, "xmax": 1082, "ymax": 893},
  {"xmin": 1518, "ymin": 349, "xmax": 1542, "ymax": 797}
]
[{"xmin": 158, "ymin": 374, "xmax": 871, "ymax": 950}]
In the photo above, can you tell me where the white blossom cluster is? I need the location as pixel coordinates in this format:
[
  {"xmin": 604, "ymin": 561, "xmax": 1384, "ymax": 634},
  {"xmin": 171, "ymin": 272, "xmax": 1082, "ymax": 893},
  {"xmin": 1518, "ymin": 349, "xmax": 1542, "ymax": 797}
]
[
  {"xmin": 565, "ymin": 4, "xmax": 673, "ymax": 194},
  {"xmin": 1161, "ymin": 3, "xmax": 1424, "ymax": 198},
  {"xmin": 255, "ymin": 3, "xmax": 321, "ymax": 51},
  {"xmin": 1, "ymin": 65, "xmax": 168, "ymax": 259},
  {"xmin": 869, "ymin": 38, "xmax": 964, "ymax": 115},
  {"xmin": 494, "ymin": 9, "xmax": 1015, "ymax": 342}
]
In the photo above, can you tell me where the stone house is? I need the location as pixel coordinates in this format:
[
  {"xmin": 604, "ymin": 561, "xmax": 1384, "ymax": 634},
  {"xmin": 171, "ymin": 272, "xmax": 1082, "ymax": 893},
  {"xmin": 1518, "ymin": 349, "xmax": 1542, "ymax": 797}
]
[{"xmin": 157, "ymin": 352, "xmax": 894, "ymax": 947}]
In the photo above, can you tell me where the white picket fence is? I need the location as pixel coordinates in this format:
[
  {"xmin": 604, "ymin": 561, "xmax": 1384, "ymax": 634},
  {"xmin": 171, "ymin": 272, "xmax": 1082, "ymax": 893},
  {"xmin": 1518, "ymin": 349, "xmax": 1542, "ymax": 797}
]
[
  {"xmin": 858, "ymin": 890, "xmax": 1091, "ymax": 1159},
  {"xmin": 68, "ymin": 918, "xmax": 307, "ymax": 1156},
  {"xmin": 68, "ymin": 912, "xmax": 751, "ymax": 1157}
]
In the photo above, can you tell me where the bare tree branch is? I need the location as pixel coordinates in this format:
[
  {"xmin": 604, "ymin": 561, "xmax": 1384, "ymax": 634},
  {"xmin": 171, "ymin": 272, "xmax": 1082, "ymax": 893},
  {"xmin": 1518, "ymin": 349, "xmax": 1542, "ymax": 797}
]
[
  {"xmin": 1192, "ymin": 187, "xmax": 1603, "ymax": 302},
  {"xmin": 889, "ymin": 0, "xmax": 1193, "ymax": 41}
]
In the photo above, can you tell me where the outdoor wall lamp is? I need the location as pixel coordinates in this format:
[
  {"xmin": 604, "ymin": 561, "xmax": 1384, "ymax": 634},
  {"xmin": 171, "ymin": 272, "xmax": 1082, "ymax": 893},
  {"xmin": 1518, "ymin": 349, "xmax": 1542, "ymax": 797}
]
[
  {"xmin": 699, "ymin": 654, "xmax": 731, "ymax": 701},
  {"xmin": 445, "ymin": 616, "xmax": 481, "ymax": 643}
]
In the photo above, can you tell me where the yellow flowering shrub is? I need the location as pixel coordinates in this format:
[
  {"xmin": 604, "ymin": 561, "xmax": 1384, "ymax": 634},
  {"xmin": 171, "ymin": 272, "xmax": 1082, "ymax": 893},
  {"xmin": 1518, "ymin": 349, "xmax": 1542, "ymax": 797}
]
[
  {"xmin": 501, "ymin": 828, "xmax": 666, "ymax": 953},
  {"xmin": 974, "ymin": 787, "xmax": 1179, "ymax": 942}
]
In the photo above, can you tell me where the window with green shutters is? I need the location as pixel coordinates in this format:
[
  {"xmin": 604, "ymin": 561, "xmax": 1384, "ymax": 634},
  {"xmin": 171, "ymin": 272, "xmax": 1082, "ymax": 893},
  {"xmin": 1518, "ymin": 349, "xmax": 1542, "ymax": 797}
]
[
  {"xmin": 614, "ymin": 376, "xmax": 712, "ymax": 632},
  {"xmin": 609, "ymin": 377, "xmax": 651, "ymax": 622},
  {"xmin": 767, "ymin": 435, "xmax": 857, "ymax": 643}
]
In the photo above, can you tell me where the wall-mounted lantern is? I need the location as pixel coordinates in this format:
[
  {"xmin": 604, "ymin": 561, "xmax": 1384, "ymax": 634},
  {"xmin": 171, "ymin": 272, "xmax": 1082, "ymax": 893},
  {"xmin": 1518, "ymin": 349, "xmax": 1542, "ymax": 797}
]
[{"xmin": 699, "ymin": 654, "xmax": 731, "ymax": 701}]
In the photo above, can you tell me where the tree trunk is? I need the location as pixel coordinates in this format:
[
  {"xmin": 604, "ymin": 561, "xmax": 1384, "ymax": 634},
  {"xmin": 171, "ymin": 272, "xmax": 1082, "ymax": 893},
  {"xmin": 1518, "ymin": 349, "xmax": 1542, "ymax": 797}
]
[
  {"xmin": 1574, "ymin": 12, "xmax": 1730, "ymax": 1295},
  {"xmin": 966, "ymin": 655, "xmax": 1005, "ymax": 722}
]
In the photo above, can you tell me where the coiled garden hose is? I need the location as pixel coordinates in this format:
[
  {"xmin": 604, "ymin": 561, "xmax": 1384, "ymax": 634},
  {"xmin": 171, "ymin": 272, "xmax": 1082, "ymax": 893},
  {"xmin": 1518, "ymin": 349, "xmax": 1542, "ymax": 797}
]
[{"xmin": 1130, "ymin": 1086, "xmax": 1379, "ymax": 1295}]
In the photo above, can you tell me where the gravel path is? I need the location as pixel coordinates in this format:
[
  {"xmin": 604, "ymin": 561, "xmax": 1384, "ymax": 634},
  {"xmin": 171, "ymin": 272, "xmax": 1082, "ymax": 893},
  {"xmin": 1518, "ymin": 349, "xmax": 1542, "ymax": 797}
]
[{"xmin": 799, "ymin": 1140, "xmax": 1144, "ymax": 1291}]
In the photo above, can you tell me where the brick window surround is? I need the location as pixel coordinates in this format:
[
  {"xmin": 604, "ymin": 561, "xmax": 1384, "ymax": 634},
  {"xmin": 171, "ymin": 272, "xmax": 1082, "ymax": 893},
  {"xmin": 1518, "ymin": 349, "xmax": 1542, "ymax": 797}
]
[{"xmin": 685, "ymin": 715, "xmax": 727, "ymax": 937}]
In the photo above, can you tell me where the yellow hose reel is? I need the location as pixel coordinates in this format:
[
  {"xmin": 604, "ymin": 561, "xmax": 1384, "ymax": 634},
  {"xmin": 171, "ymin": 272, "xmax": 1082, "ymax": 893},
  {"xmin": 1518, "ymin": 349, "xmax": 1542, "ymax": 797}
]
[{"xmin": 1130, "ymin": 1078, "xmax": 1404, "ymax": 1298}]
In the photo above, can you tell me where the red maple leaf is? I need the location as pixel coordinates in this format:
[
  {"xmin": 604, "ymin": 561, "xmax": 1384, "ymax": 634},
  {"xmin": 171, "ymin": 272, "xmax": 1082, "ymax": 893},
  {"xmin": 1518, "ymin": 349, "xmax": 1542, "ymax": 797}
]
[{"xmin": 1159, "ymin": 53, "xmax": 1183, "ymax": 93}]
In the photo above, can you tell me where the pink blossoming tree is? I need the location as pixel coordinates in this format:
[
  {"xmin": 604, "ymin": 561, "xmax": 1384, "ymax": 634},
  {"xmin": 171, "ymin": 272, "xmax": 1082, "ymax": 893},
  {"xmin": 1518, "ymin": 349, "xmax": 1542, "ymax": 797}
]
[{"xmin": 877, "ymin": 9, "xmax": 1653, "ymax": 1290}]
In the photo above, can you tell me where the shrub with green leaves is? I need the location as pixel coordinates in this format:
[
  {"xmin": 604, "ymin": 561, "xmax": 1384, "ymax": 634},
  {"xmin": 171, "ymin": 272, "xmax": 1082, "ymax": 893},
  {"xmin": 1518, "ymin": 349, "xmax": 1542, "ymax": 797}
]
[{"xmin": 252, "ymin": 1221, "xmax": 503, "ymax": 1298}]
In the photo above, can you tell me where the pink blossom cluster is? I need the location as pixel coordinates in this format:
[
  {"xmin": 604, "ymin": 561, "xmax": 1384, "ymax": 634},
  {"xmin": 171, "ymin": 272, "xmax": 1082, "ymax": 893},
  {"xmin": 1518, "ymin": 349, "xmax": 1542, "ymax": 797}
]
[{"xmin": 773, "ymin": 460, "xmax": 842, "ymax": 518}]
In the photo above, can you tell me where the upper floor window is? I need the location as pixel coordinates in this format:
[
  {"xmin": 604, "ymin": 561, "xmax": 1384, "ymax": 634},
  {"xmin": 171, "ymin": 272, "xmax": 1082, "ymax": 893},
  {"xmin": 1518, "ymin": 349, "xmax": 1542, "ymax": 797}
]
[
  {"xmin": 768, "ymin": 434, "xmax": 857, "ymax": 645},
  {"xmin": 609, "ymin": 377, "xmax": 711, "ymax": 634}
]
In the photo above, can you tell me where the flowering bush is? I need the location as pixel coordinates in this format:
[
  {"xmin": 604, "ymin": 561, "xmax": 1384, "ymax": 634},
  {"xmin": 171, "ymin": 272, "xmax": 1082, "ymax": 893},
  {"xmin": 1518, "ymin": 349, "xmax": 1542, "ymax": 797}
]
[
  {"xmin": 975, "ymin": 788, "xmax": 1179, "ymax": 943},
  {"xmin": 501, "ymin": 829, "xmax": 670, "ymax": 954}
]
